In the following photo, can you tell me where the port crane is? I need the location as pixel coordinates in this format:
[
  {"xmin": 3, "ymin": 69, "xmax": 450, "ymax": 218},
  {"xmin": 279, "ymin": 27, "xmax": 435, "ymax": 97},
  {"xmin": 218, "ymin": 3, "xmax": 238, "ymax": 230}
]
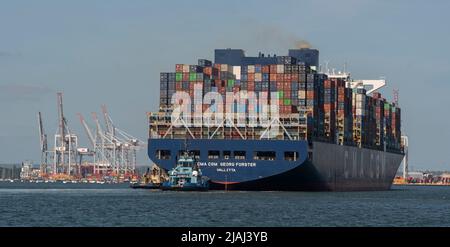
[
  {"xmin": 401, "ymin": 135, "xmax": 409, "ymax": 180},
  {"xmin": 52, "ymin": 92, "xmax": 81, "ymax": 176},
  {"xmin": 78, "ymin": 106, "xmax": 145, "ymax": 176},
  {"xmin": 38, "ymin": 112, "xmax": 52, "ymax": 175}
]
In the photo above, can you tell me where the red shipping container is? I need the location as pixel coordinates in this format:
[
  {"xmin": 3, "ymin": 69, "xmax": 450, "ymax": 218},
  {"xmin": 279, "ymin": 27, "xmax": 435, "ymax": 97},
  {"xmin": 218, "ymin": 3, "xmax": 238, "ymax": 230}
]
[
  {"xmin": 285, "ymin": 91, "xmax": 291, "ymax": 98},
  {"xmin": 372, "ymin": 92, "xmax": 382, "ymax": 99},
  {"xmin": 276, "ymin": 74, "xmax": 283, "ymax": 81},
  {"xmin": 212, "ymin": 68, "xmax": 219, "ymax": 77},
  {"xmin": 291, "ymin": 74, "xmax": 299, "ymax": 81},
  {"xmin": 324, "ymin": 104, "xmax": 334, "ymax": 112},
  {"xmin": 262, "ymin": 66, "xmax": 270, "ymax": 73},
  {"xmin": 175, "ymin": 64, "xmax": 183, "ymax": 72},
  {"xmin": 270, "ymin": 65, "xmax": 277, "ymax": 73},
  {"xmin": 336, "ymin": 79, "xmax": 345, "ymax": 88},
  {"xmin": 203, "ymin": 67, "xmax": 212, "ymax": 75},
  {"xmin": 248, "ymin": 73, "xmax": 255, "ymax": 81}
]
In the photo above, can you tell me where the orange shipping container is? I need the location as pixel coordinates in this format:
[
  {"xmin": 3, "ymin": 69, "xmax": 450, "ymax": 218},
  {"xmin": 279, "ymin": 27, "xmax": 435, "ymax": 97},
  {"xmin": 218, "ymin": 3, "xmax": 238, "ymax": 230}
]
[{"xmin": 270, "ymin": 73, "xmax": 277, "ymax": 81}]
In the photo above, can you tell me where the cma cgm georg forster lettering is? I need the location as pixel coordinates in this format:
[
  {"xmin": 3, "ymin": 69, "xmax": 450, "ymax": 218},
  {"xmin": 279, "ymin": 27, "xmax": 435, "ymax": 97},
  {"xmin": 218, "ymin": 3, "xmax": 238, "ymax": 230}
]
[{"xmin": 148, "ymin": 48, "xmax": 405, "ymax": 191}]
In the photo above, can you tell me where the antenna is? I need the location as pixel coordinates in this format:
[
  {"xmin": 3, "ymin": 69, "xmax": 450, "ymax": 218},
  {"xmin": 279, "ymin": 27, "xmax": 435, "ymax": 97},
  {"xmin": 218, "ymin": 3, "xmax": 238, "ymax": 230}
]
[{"xmin": 324, "ymin": 60, "xmax": 330, "ymax": 74}]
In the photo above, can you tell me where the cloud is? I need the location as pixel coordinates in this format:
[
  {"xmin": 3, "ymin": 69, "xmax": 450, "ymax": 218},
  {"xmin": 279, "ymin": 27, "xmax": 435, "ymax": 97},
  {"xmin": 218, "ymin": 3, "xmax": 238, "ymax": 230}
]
[
  {"xmin": 0, "ymin": 51, "xmax": 14, "ymax": 57},
  {"xmin": 0, "ymin": 84, "xmax": 53, "ymax": 102},
  {"xmin": 0, "ymin": 51, "xmax": 22, "ymax": 58}
]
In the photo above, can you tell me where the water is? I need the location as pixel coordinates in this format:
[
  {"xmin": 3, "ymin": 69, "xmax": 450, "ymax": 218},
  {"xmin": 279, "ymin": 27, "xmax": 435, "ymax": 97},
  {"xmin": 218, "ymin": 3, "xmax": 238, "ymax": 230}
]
[{"xmin": 0, "ymin": 182, "xmax": 449, "ymax": 227}]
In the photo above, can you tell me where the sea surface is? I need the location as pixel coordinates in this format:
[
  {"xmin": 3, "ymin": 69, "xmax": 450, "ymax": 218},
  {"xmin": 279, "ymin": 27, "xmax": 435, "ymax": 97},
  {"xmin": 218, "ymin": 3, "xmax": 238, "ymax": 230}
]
[{"xmin": 0, "ymin": 182, "xmax": 449, "ymax": 227}]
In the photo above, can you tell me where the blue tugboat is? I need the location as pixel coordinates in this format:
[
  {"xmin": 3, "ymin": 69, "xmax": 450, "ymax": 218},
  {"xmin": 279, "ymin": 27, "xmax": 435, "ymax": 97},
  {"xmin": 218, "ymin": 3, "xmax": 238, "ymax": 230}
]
[{"xmin": 161, "ymin": 151, "xmax": 210, "ymax": 191}]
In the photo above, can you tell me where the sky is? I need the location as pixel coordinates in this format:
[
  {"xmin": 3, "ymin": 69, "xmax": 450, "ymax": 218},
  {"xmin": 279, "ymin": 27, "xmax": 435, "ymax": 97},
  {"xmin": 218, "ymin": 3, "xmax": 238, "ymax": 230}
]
[{"xmin": 0, "ymin": 0, "xmax": 449, "ymax": 170}]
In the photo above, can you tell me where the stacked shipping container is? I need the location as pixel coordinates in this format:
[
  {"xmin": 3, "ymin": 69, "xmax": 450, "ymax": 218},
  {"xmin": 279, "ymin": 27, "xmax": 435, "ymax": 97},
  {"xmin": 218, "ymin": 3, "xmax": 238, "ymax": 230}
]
[{"xmin": 158, "ymin": 53, "xmax": 402, "ymax": 151}]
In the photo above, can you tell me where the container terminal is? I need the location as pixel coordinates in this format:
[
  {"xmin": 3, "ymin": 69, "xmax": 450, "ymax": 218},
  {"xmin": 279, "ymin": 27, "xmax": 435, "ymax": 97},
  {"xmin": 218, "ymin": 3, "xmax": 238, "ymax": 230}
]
[{"xmin": 24, "ymin": 93, "xmax": 158, "ymax": 183}]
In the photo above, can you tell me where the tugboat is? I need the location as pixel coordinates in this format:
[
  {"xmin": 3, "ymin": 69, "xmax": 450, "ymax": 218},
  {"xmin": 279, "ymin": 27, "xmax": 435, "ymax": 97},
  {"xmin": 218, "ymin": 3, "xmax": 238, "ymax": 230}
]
[
  {"xmin": 161, "ymin": 151, "xmax": 209, "ymax": 191},
  {"xmin": 130, "ymin": 165, "xmax": 166, "ymax": 189}
]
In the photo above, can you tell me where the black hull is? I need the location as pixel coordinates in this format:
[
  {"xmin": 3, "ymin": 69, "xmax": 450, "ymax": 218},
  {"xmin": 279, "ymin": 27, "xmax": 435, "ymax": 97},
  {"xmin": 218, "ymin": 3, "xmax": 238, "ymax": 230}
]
[
  {"xmin": 210, "ymin": 141, "xmax": 404, "ymax": 192},
  {"xmin": 149, "ymin": 138, "xmax": 404, "ymax": 191},
  {"xmin": 130, "ymin": 184, "xmax": 160, "ymax": 189}
]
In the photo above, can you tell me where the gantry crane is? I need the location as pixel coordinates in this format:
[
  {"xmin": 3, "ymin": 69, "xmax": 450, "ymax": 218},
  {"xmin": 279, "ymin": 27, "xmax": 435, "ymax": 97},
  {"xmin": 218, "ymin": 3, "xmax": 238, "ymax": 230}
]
[
  {"xmin": 53, "ymin": 92, "xmax": 79, "ymax": 176},
  {"xmin": 78, "ymin": 106, "xmax": 145, "ymax": 176},
  {"xmin": 38, "ymin": 112, "xmax": 51, "ymax": 176}
]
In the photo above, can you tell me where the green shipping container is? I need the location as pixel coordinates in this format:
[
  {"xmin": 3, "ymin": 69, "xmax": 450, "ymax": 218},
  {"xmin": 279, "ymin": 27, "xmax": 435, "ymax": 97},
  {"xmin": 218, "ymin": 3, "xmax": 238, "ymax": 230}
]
[
  {"xmin": 227, "ymin": 79, "xmax": 235, "ymax": 87},
  {"xmin": 278, "ymin": 91, "xmax": 284, "ymax": 98},
  {"xmin": 384, "ymin": 103, "xmax": 390, "ymax": 110},
  {"xmin": 176, "ymin": 73, "xmax": 183, "ymax": 81},
  {"xmin": 284, "ymin": 99, "xmax": 291, "ymax": 105},
  {"xmin": 189, "ymin": 73, "xmax": 197, "ymax": 81}
]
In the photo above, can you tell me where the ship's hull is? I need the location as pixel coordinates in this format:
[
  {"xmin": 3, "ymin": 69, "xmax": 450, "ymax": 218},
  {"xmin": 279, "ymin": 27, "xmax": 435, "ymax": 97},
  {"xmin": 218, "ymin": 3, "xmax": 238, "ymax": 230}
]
[{"xmin": 148, "ymin": 139, "xmax": 404, "ymax": 191}]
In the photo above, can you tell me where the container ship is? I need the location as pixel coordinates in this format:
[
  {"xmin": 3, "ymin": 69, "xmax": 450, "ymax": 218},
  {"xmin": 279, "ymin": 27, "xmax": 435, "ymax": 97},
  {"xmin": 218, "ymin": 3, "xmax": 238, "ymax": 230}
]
[{"xmin": 148, "ymin": 48, "xmax": 404, "ymax": 191}]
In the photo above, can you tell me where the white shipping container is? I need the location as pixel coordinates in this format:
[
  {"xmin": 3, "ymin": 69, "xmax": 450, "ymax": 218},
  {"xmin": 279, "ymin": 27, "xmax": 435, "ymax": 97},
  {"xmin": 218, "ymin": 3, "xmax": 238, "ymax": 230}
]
[
  {"xmin": 183, "ymin": 64, "xmax": 189, "ymax": 73},
  {"xmin": 248, "ymin": 65, "xmax": 255, "ymax": 73},
  {"xmin": 356, "ymin": 99, "xmax": 365, "ymax": 105},
  {"xmin": 356, "ymin": 109, "xmax": 365, "ymax": 116},
  {"xmin": 355, "ymin": 94, "xmax": 366, "ymax": 101},
  {"xmin": 299, "ymin": 90, "xmax": 306, "ymax": 99},
  {"xmin": 221, "ymin": 64, "xmax": 229, "ymax": 72},
  {"xmin": 233, "ymin": 66, "xmax": 241, "ymax": 80},
  {"xmin": 77, "ymin": 148, "xmax": 89, "ymax": 153},
  {"xmin": 277, "ymin": 65, "xmax": 284, "ymax": 73}
]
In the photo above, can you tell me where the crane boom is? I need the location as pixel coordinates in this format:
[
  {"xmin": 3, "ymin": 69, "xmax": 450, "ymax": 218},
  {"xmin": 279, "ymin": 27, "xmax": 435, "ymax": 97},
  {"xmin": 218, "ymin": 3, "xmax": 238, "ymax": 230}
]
[
  {"xmin": 91, "ymin": 112, "xmax": 103, "ymax": 135},
  {"xmin": 101, "ymin": 105, "xmax": 114, "ymax": 135},
  {"xmin": 78, "ymin": 113, "xmax": 96, "ymax": 147},
  {"xmin": 38, "ymin": 112, "xmax": 47, "ymax": 152},
  {"xmin": 57, "ymin": 92, "xmax": 65, "ymax": 145}
]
